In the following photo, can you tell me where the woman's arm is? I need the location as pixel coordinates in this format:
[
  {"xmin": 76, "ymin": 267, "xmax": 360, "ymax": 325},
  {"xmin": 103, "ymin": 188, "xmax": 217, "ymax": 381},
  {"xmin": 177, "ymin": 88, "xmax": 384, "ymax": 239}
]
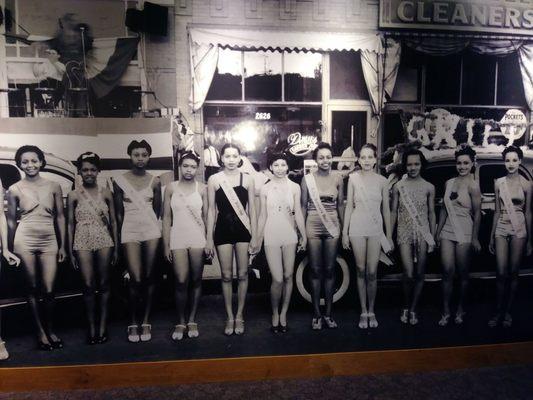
[
  {"xmin": 336, "ymin": 174, "xmax": 345, "ymax": 226},
  {"xmin": 201, "ymin": 183, "xmax": 208, "ymax": 228},
  {"xmin": 470, "ymin": 180, "xmax": 482, "ymax": 252},
  {"xmin": 300, "ymin": 176, "xmax": 308, "ymax": 222},
  {"xmin": 523, "ymin": 179, "xmax": 532, "ymax": 255},
  {"xmin": 0, "ymin": 187, "xmax": 19, "ymax": 266},
  {"xmin": 342, "ymin": 176, "xmax": 354, "ymax": 249},
  {"xmin": 53, "ymin": 183, "xmax": 67, "ymax": 262},
  {"xmin": 112, "ymin": 180, "xmax": 124, "ymax": 242},
  {"xmin": 255, "ymin": 185, "xmax": 268, "ymax": 249},
  {"xmin": 381, "ymin": 178, "xmax": 393, "ymax": 249},
  {"xmin": 6, "ymin": 187, "xmax": 18, "ymax": 252},
  {"xmin": 293, "ymin": 184, "xmax": 307, "ymax": 248},
  {"xmin": 435, "ymin": 180, "xmax": 449, "ymax": 241},
  {"xmin": 104, "ymin": 188, "xmax": 119, "ymax": 265},
  {"xmin": 489, "ymin": 180, "xmax": 501, "ymax": 254},
  {"xmin": 162, "ymin": 184, "xmax": 173, "ymax": 262},
  {"xmin": 247, "ymin": 175, "xmax": 257, "ymax": 244},
  {"xmin": 428, "ymin": 184, "xmax": 437, "ymax": 237},
  {"xmin": 66, "ymin": 191, "xmax": 77, "ymax": 268},
  {"xmin": 205, "ymin": 176, "xmax": 217, "ymax": 257},
  {"xmin": 152, "ymin": 176, "xmax": 162, "ymax": 218},
  {"xmin": 390, "ymin": 184, "xmax": 399, "ymax": 238}
]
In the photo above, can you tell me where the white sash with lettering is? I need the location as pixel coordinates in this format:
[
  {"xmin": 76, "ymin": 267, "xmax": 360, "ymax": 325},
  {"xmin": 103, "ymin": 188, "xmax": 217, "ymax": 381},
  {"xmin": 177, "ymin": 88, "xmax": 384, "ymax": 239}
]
[
  {"xmin": 305, "ymin": 174, "xmax": 340, "ymax": 237},
  {"xmin": 115, "ymin": 175, "xmax": 160, "ymax": 230},
  {"xmin": 352, "ymin": 173, "xmax": 392, "ymax": 255},
  {"xmin": 219, "ymin": 176, "xmax": 251, "ymax": 234},
  {"xmin": 498, "ymin": 177, "xmax": 527, "ymax": 238},
  {"xmin": 397, "ymin": 180, "xmax": 435, "ymax": 246},
  {"xmin": 272, "ymin": 179, "xmax": 295, "ymax": 228},
  {"xmin": 78, "ymin": 186, "xmax": 111, "ymax": 231},
  {"xmin": 174, "ymin": 181, "xmax": 205, "ymax": 233},
  {"xmin": 443, "ymin": 178, "xmax": 468, "ymax": 243}
]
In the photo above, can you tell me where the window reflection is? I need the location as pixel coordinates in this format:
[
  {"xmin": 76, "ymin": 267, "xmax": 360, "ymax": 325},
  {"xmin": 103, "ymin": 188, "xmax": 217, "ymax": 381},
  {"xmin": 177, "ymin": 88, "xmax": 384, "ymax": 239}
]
[
  {"xmin": 244, "ymin": 51, "xmax": 282, "ymax": 101},
  {"xmin": 284, "ymin": 52, "xmax": 322, "ymax": 101}
]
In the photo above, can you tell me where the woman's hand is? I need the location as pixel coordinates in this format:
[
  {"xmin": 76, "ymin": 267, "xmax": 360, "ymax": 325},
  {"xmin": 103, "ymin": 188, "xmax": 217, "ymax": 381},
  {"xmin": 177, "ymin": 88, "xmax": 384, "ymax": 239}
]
[
  {"xmin": 428, "ymin": 243, "xmax": 435, "ymax": 254},
  {"xmin": 298, "ymin": 236, "xmax": 307, "ymax": 252},
  {"xmin": 472, "ymin": 238, "xmax": 482, "ymax": 253},
  {"xmin": 248, "ymin": 237, "xmax": 260, "ymax": 255},
  {"xmin": 3, "ymin": 250, "xmax": 20, "ymax": 266},
  {"xmin": 342, "ymin": 233, "xmax": 350, "ymax": 250},
  {"xmin": 489, "ymin": 237, "xmax": 495, "ymax": 255},
  {"xmin": 69, "ymin": 252, "xmax": 79, "ymax": 270},
  {"xmin": 205, "ymin": 239, "xmax": 215, "ymax": 260},
  {"xmin": 388, "ymin": 237, "xmax": 395, "ymax": 252},
  {"xmin": 111, "ymin": 248, "xmax": 119, "ymax": 266},
  {"xmin": 164, "ymin": 244, "xmax": 172, "ymax": 263},
  {"xmin": 58, "ymin": 247, "xmax": 67, "ymax": 263}
]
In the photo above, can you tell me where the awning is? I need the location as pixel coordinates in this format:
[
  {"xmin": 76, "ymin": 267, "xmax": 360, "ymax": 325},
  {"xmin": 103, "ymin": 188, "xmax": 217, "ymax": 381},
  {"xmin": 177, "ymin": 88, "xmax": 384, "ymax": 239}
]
[{"xmin": 189, "ymin": 27, "xmax": 383, "ymax": 53}]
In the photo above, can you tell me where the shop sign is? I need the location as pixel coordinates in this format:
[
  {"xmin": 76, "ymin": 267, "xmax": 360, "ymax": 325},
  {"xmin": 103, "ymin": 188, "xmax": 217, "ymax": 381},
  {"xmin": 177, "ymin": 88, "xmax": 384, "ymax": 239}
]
[
  {"xmin": 379, "ymin": 0, "xmax": 533, "ymax": 36},
  {"xmin": 287, "ymin": 132, "xmax": 318, "ymax": 156},
  {"xmin": 500, "ymin": 109, "xmax": 528, "ymax": 144}
]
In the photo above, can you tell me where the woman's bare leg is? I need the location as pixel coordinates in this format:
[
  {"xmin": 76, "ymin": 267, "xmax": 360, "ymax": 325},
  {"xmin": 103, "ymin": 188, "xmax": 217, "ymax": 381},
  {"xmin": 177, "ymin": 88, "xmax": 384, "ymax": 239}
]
[
  {"xmin": 40, "ymin": 253, "xmax": 59, "ymax": 341},
  {"xmin": 440, "ymin": 239, "xmax": 456, "ymax": 317},
  {"xmin": 455, "ymin": 243, "xmax": 471, "ymax": 315},
  {"xmin": 20, "ymin": 253, "xmax": 49, "ymax": 343},
  {"xmin": 76, "ymin": 250, "xmax": 96, "ymax": 337},
  {"xmin": 265, "ymin": 245, "xmax": 283, "ymax": 326},
  {"xmin": 123, "ymin": 242, "xmax": 143, "ymax": 325},
  {"xmin": 141, "ymin": 238, "xmax": 160, "ymax": 325},
  {"xmin": 216, "ymin": 244, "xmax": 235, "ymax": 321},
  {"xmin": 234, "ymin": 242, "xmax": 250, "ymax": 321},
  {"xmin": 187, "ymin": 248, "xmax": 205, "ymax": 323},
  {"xmin": 172, "ymin": 249, "xmax": 190, "ymax": 326},
  {"xmin": 279, "ymin": 244, "xmax": 297, "ymax": 326},
  {"xmin": 95, "ymin": 247, "xmax": 113, "ymax": 337},
  {"xmin": 400, "ymin": 243, "xmax": 414, "ymax": 310},
  {"xmin": 411, "ymin": 241, "xmax": 428, "ymax": 313},
  {"xmin": 365, "ymin": 237, "xmax": 381, "ymax": 316},
  {"xmin": 350, "ymin": 237, "xmax": 368, "ymax": 314},
  {"xmin": 323, "ymin": 237, "xmax": 339, "ymax": 318},
  {"xmin": 307, "ymin": 238, "xmax": 323, "ymax": 319},
  {"xmin": 506, "ymin": 237, "xmax": 526, "ymax": 315}
]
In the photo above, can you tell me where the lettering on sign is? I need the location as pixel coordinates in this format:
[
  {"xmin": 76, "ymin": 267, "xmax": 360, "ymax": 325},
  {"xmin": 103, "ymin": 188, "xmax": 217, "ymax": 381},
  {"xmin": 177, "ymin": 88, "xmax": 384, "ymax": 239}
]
[
  {"xmin": 255, "ymin": 112, "xmax": 271, "ymax": 120},
  {"xmin": 499, "ymin": 109, "xmax": 528, "ymax": 146},
  {"xmin": 287, "ymin": 132, "xmax": 318, "ymax": 156}
]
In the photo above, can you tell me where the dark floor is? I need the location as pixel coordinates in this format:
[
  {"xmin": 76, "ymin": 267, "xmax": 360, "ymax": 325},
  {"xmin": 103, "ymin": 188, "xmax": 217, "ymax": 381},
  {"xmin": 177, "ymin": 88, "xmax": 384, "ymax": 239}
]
[
  {"xmin": 0, "ymin": 278, "xmax": 532, "ymax": 367},
  {"xmin": 1, "ymin": 364, "xmax": 533, "ymax": 399}
]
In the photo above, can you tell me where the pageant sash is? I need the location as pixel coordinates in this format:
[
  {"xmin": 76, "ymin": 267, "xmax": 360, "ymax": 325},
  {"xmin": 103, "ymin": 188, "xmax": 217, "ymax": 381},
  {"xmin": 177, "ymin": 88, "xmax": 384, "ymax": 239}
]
[
  {"xmin": 78, "ymin": 186, "xmax": 111, "ymax": 230},
  {"xmin": 397, "ymin": 180, "xmax": 435, "ymax": 246},
  {"xmin": 352, "ymin": 173, "xmax": 392, "ymax": 255},
  {"xmin": 305, "ymin": 174, "xmax": 340, "ymax": 237},
  {"xmin": 499, "ymin": 178, "xmax": 527, "ymax": 238},
  {"xmin": 443, "ymin": 178, "xmax": 468, "ymax": 243},
  {"xmin": 174, "ymin": 181, "xmax": 205, "ymax": 233},
  {"xmin": 114, "ymin": 175, "xmax": 160, "ymax": 229},
  {"xmin": 219, "ymin": 176, "xmax": 251, "ymax": 234},
  {"xmin": 274, "ymin": 180, "xmax": 296, "ymax": 228}
]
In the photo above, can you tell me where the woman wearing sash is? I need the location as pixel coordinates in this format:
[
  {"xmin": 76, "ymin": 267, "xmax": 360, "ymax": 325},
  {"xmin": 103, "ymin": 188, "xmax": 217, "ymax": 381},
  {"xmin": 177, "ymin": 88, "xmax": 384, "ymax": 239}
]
[
  {"xmin": 343, "ymin": 143, "xmax": 393, "ymax": 329},
  {"xmin": 301, "ymin": 142, "xmax": 344, "ymax": 330},
  {"xmin": 435, "ymin": 145, "xmax": 481, "ymax": 326},
  {"xmin": 390, "ymin": 149, "xmax": 436, "ymax": 325},
  {"xmin": 67, "ymin": 152, "xmax": 118, "ymax": 344},
  {"xmin": 163, "ymin": 151, "xmax": 207, "ymax": 340},
  {"xmin": 206, "ymin": 143, "xmax": 256, "ymax": 335},
  {"xmin": 7, "ymin": 145, "xmax": 67, "ymax": 350},
  {"xmin": 113, "ymin": 140, "xmax": 162, "ymax": 343},
  {"xmin": 255, "ymin": 153, "xmax": 306, "ymax": 333},
  {"xmin": 0, "ymin": 178, "xmax": 21, "ymax": 360},
  {"xmin": 488, "ymin": 146, "xmax": 532, "ymax": 328}
]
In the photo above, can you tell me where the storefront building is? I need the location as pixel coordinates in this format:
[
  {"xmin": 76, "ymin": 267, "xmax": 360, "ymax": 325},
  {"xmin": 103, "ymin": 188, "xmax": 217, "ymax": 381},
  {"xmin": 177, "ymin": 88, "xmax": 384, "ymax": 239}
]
[
  {"xmin": 176, "ymin": 0, "xmax": 391, "ymax": 175},
  {"xmin": 379, "ymin": 0, "xmax": 533, "ymax": 154}
]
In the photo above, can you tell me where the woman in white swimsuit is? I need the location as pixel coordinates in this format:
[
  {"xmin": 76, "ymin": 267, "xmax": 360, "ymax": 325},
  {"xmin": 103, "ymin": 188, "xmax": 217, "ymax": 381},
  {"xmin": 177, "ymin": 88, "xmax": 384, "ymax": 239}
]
[
  {"xmin": 113, "ymin": 140, "xmax": 162, "ymax": 343},
  {"xmin": 67, "ymin": 152, "xmax": 118, "ymax": 345},
  {"xmin": 488, "ymin": 145, "xmax": 532, "ymax": 328},
  {"xmin": 343, "ymin": 143, "xmax": 393, "ymax": 329},
  {"xmin": 435, "ymin": 145, "xmax": 481, "ymax": 326},
  {"xmin": 7, "ymin": 145, "xmax": 67, "ymax": 351},
  {"xmin": 255, "ymin": 153, "xmax": 306, "ymax": 333},
  {"xmin": 0, "ymin": 178, "xmax": 21, "ymax": 360},
  {"xmin": 163, "ymin": 151, "xmax": 207, "ymax": 340}
]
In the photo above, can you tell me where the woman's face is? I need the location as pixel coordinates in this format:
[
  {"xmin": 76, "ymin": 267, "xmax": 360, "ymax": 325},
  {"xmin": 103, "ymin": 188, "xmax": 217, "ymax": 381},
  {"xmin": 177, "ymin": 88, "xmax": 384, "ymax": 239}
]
[
  {"xmin": 270, "ymin": 159, "xmax": 289, "ymax": 178},
  {"xmin": 180, "ymin": 158, "xmax": 199, "ymax": 180},
  {"xmin": 315, "ymin": 148, "xmax": 332, "ymax": 171},
  {"xmin": 130, "ymin": 147, "xmax": 150, "ymax": 169},
  {"xmin": 79, "ymin": 161, "xmax": 99, "ymax": 185},
  {"xmin": 19, "ymin": 152, "xmax": 42, "ymax": 177},
  {"xmin": 504, "ymin": 151, "xmax": 521, "ymax": 174},
  {"xmin": 456, "ymin": 154, "xmax": 473, "ymax": 176},
  {"xmin": 221, "ymin": 147, "xmax": 240, "ymax": 170},
  {"xmin": 405, "ymin": 154, "xmax": 422, "ymax": 179},
  {"xmin": 358, "ymin": 147, "xmax": 376, "ymax": 171}
]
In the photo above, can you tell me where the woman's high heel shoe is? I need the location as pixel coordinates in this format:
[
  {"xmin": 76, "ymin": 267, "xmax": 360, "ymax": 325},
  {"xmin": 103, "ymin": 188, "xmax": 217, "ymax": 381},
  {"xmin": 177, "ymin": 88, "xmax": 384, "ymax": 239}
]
[
  {"xmin": 37, "ymin": 340, "xmax": 54, "ymax": 351},
  {"xmin": 48, "ymin": 334, "xmax": 63, "ymax": 349}
]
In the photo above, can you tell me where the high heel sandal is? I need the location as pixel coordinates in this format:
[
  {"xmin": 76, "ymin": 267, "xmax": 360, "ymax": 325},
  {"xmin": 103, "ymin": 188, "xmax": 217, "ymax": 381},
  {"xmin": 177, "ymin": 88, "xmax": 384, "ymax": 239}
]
[
  {"xmin": 234, "ymin": 318, "xmax": 245, "ymax": 335},
  {"xmin": 187, "ymin": 323, "xmax": 199, "ymax": 338},
  {"xmin": 127, "ymin": 325, "xmax": 140, "ymax": 343},
  {"xmin": 400, "ymin": 309, "xmax": 409, "ymax": 324},
  {"xmin": 171, "ymin": 324, "xmax": 186, "ymax": 341},
  {"xmin": 488, "ymin": 314, "xmax": 501, "ymax": 328},
  {"xmin": 409, "ymin": 311, "xmax": 418, "ymax": 326},
  {"xmin": 98, "ymin": 332, "xmax": 108, "ymax": 344},
  {"xmin": 311, "ymin": 317, "xmax": 322, "ymax": 330},
  {"xmin": 454, "ymin": 311, "xmax": 466, "ymax": 325},
  {"xmin": 502, "ymin": 313, "xmax": 513, "ymax": 328},
  {"xmin": 48, "ymin": 334, "xmax": 63, "ymax": 349},
  {"xmin": 368, "ymin": 313, "xmax": 378, "ymax": 328},
  {"xmin": 140, "ymin": 324, "xmax": 152, "ymax": 342},
  {"xmin": 323, "ymin": 316, "xmax": 338, "ymax": 329},
  {"xmin": 358, "ymin": 313, "xmax": 368, "ymax": 329},
  {"xmin": 224, "ymin": 319, "xmax": 234, "ymax": 336},
  {"xmin": 0, "ymin": 341, "xmax": 9, "ymax": 360},
  {"xmin": 438, "ymin": 314, "xmax": 450, "ymax": 327},
  {"xmin": 37, "ymin": 339, "xmax": 54, "ymax": 351}
]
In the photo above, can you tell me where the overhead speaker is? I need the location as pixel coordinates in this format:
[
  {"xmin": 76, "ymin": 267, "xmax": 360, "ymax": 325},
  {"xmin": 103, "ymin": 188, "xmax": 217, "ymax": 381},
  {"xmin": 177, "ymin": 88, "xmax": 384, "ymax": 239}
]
[{"xmin": 143, "ymin": 2, "xmax": 168, "ymax": 36}]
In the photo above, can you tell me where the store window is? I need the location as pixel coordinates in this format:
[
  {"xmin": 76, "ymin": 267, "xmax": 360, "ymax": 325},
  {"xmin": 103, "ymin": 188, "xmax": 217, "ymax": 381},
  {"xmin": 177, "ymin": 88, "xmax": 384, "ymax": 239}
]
[
  {"xmin": 391, "ymin": 46, "xmax": 421, "ymax": 103},
  {"xmin": 203, "ymin": 105, "xmax": 322, "ymax": 173},
  {"xmin": 284, "ymin": 52, "xmax": 322, "ymax": 102},
  {"xmin": 244, "ymin": 51, "xmax": 282, "ymax": 101},
  {"xmin": 425, "ymin": 54, "xmax": 461, "ymax": 105},
  {"xmin": 462, "ymin": 53, "xmax": 496, "ymax": 106},
  {"xmin": 497, "ymin": 54, "xmax": 527, "ymax": 107},
  {"xmin": 206, "ymin": 48, "xmax": 242, "ymax": 101},
  {"xmin": 329, "ymin": 51, "xmax": 369, "ymax": 100}
]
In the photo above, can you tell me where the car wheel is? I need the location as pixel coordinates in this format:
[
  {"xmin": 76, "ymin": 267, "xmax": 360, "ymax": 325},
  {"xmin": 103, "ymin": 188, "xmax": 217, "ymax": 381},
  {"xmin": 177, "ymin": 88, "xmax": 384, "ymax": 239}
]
[{"xmin": 295, "ymin": 255, "xmax": 351, "ymax": 305}]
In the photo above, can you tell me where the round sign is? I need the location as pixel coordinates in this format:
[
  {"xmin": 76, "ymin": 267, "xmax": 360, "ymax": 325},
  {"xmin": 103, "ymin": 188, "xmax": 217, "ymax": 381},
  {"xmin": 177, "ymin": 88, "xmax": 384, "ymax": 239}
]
[
  {"xmin": 287, "ymin": 132, "xmax": 318, "ymax": 157},
  {"xmin": 499, "ymin": 109, "xmax": 528, "ymax": 142}
]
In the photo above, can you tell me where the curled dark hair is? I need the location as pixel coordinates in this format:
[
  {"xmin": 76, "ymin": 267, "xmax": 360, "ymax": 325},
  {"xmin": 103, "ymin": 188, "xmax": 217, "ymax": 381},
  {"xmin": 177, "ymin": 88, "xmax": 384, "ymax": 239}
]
[
  {"xmin": 502, "ymin": 145, "xmax": 523, "ymax": 161},
  {"xmin": 359, "ymin": 143, "xmax": 378, "ymax": 158},
  {"xmin": 455, "ymin": 144, "xmax": 476, "ymax": 174},
  {"xmin": 312, "ymin": 142, "xmax": 332, "ymax": 161},
  {"xmin": 15, "ymin": 145, "xmax": 46, "ymax": 169},
  {"xmin": 267, "ymin": 152, "xmax": 289, "ymax": 172},
  {"xmin": 219, "ymin": 143, "xmax": 243, "ymax": 168},
  {"xmin": 127, "ymin": 140, "xmax": 152, "ymax": 156},
  {"xmin": 401, "ymin": 148, "xmax": 427, "ymax": 174},
  {"xmin": 178, "ymin": 151, "xmax": 200, "ymax": 166},
  {"xmin": 76, "ymin": 152, "xmax": 101, "ymax": 171}
]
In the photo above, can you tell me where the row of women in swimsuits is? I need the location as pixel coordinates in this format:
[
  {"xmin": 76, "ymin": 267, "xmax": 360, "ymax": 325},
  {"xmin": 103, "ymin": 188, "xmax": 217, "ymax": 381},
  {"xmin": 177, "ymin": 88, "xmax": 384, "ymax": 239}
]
[{"xmin": 0, "ymin": 141, "xmax": 530, "ymax": 359}]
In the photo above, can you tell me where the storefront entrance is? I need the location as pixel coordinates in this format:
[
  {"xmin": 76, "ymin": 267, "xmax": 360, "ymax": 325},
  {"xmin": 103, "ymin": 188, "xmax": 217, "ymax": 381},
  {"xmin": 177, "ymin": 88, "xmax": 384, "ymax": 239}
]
[{"xmin": 331, "ymin": 110, "xmax": 367, "ymax": 156}]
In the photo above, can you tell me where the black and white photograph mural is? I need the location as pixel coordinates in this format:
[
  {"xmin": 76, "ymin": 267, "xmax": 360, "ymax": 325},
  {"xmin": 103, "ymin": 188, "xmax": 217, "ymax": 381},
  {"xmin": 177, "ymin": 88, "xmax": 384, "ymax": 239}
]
[{"xmin": 0, "ymin": 0, "xmax": 532, "ymax": 370}]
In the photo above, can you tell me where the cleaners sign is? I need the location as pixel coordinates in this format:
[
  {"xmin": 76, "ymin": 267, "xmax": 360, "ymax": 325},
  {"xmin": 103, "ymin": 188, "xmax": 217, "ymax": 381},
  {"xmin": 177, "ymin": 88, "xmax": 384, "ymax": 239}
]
[{"xmin": 379, "ymin": 0, "xmax": 533, "ymax": 36}]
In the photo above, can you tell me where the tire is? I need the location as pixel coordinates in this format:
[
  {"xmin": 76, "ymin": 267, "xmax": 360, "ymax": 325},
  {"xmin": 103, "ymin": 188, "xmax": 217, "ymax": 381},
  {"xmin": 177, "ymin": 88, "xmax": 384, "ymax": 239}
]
[{"xmin": 295, "ymin": 255, "xmax": 351, "ymax": 305}]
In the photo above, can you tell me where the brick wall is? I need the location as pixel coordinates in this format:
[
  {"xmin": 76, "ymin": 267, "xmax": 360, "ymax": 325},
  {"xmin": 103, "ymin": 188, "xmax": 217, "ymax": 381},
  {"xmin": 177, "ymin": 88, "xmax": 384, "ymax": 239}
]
[{"xmin": 174, "ymin": 0, "xmax": 379, "ymax": 131}]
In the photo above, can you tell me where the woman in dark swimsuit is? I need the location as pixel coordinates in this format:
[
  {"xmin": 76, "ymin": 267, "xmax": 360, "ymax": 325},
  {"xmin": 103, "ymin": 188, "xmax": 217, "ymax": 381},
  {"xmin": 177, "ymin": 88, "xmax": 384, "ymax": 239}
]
[{"xmin": 206, "ymin": 144, "xmax": 256, "ymax": 336}]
